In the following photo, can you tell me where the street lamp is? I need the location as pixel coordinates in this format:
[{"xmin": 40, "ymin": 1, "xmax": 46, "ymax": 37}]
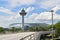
[
  {"xmin": 19, "ymin": 8, "xmax": 27, "ymax": 31},
  {"xmin": 50, "ymin": 10, "xmax": 54, "ymax": 40}
]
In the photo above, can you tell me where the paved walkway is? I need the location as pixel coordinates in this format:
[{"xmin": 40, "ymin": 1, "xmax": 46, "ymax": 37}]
[
  {"xmin": 0, "ymin": 31, "xmax": 51, "ymax": 40},
  {"xmin": 0, "ymin": 32, "xmax": 35, "ymax": 40}
]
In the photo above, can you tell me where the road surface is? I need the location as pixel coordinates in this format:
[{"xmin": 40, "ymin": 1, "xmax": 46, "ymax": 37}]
[
  {"xmin": 0, "ymin": 31, "xmax": 51, "ymax": 40},
  {"xmin": 0, "ymin": 32, "xmax": 35, "ymax": 40}
]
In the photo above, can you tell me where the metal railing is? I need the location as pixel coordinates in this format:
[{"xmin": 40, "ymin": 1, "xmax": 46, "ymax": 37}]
[
  {"xmin": 20, "ymin": 32, "xmax": 40, "ymax": 40},
  {"xmin": 19, "ymin": 31, "xmax": 52, "ymax": 40}
]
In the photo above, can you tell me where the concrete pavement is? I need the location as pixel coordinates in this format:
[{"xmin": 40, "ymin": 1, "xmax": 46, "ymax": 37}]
[
  {"xmin": 0, "ymin": 32, "xmax": 35, "ymax": 40},
  {"xmin": 0, "ymin": 31, "xmax": 51, "ymax": 40}
]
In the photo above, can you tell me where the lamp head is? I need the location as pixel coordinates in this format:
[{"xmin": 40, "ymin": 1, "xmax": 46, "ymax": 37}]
[{"xmin": 50, "ymin": 10, "xmax": 54, "ymax": 12}]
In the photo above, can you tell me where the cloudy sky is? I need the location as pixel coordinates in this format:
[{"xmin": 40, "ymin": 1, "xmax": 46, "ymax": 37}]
[{"xmin": 0, "ymin": 0, "xmax": 60, "ymax": 28}]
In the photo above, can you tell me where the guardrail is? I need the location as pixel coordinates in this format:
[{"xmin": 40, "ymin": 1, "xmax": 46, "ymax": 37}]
[
  {"xmin": 20, "ymin": 31, "xmax": 51, "ymax": 40},
  {"xmin": 20, "ymin": 32, "xmax": 39, "ymax": 40}
]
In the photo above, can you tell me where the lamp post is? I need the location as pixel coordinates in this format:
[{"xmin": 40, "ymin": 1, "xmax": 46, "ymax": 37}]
[
  {"xmin": 50, "ymin": 10, "xmax": 54, "ymax": 40},
  {"xmin": 19, "ymin": 8, "xmax": 27, "ymax": 31}
]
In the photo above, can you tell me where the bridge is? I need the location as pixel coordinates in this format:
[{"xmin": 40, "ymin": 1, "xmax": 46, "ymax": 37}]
[{"xmin": 0, "ymin": 31, "xmax": 51, "ymax": 40}]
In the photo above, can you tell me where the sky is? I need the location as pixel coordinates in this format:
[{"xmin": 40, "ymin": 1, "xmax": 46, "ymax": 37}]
[{"xmin": 0, "ymin": 0, "xmax": 60, "ymax": 28}]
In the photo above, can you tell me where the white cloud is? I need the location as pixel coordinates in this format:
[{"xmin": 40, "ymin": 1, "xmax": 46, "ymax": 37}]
[
  {"xmin": 35, "ymin": 12, "xmax": 51, "ymax": 21},
  {"xmin": 0, "ymin": 7, "xmax": 17, "ymax": 27},
  {"xmin": 0, "ymin": 7, "xmax": 19, "ymax": 21},
  {"xmin": 52, "ymin": 5, "xmax": 60, "ymax": 13},
  {"xmin": 0, "ymin": 15, "xmax": 21, "ymax": 28},
  {"xmin": 39, "ymin": 0, "xmax": 60, "ymax": 9},
  {"xmin": 35, "ymin": 12, "xmax": 60, "ymax": 21},
  {"xmin": 0, "ymin": 0, "xmax": 60, "ymax": 27},
  {"xmin": 24, "ymin": 6, "xmax": 60, "ymax": 24},
  {"xmin": 0, "ymin": 7, "xmax": 15, "ymax": 15},
  {"xmin": 0, "ymin": 16, "xmax": 12, "ymax": 27},
  {"xmin": 26, "ymin": 7, "xmax": 35, "ymax": 12},
  {"xmin": 25, "ymin": 13, "xmax": 38, "ymax": 23},
  {"xmin": 0, "ymin": 6, "xmax": 35, "ymax": 27},
  {"xmin": 0, "ymin": 6, "xmax": 35, "ymax": 22},
  {"xmin": 17, "ymin": 7, "xmax": 35, "ymax": 18},
  {"xmin": 7, "ymin": 0, "xmax": 36, "ymax": 8},
  {"xmin": 24, "ymin": 12, "xmax": 60, "ymax": 24},
  {"xmin": 35, "ymin": 5, "xmax": 60, "ymax": 21}
]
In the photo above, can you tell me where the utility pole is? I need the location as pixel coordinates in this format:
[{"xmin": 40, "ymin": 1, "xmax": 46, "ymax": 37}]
[{"xmin": 50, "ymin": 10, "xmax": 54, "ymax": 40}]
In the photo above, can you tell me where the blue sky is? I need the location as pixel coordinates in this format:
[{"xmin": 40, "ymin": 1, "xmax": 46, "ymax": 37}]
[{"xmin": 0, "ymin": 0, "xmax": 60, "ymax": 28}]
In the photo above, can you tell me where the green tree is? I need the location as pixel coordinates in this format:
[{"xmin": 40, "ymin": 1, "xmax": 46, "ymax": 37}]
[
  {"xmin": 47, "ymin": 24, "xmax": 55, "ymax": 30},
  {"xmin": 10, "ymin": 27, "xmax": 22, "ymax": 33},
  {"xmin": 47, "ymin": 21, "xmax": 60, "ymax": 37},
  {"xmin": 28, "ymin": 27, "xmax": 35, "ymax": 31},
  {"xmin": 54, "ymin": 21, "xmax": 60, "ymax": 33},
  {"xmin": 10, "ymin": 27, "xmax": 17, "ymax": 32},
  {"xmin": 37, "ymin": 26, "xmax": 47, "ymax": 31},
  {"xmin": 0, "ymin": 27, "xmax": 5, "ymax": 33}
]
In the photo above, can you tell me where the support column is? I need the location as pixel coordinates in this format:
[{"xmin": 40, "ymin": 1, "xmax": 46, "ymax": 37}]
[
  {"xmin": 52, "ymin": 12, "xmax": 54, "ymax": 40},
  {"xmin": 22, "ymin": 16, "xmax": 24, "ymax": 31}
]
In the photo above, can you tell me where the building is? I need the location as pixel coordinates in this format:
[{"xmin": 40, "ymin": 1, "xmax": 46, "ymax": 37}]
[{"xmin": 9, "ymin": 23, "xmax": 48, "ymax": 30}]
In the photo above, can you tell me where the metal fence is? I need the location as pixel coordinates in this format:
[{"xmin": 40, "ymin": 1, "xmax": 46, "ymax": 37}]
[{"xmin": 20, "ymin": 32, "xmax": 40, "ymax": 40}]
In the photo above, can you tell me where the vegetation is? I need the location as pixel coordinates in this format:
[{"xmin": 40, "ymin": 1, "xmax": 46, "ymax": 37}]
[
  {"xmin": 0, "ymin": 27, "xmax": 22, "ymax": 34},
  {"xmin": 0, "ymin": 27, "xmax": 5, "ymax": 33},
  {"xmin": 48, "ymin": 21, "xmax": 60, "ymax": 34},
  {"xmin": 47, "ymin": 21, "xmax": 60, "ymax": 38},
  {"xmin": 0, "ymin": 21, "xmax": 60, "ymax": 34},
  {"xmin": 27, "ymin": 27, "xmax": 35, "ymax": 31},
  {"xmin": 10, "ymin": 27, "xmax": 21, "ymax": 32},
  {"xmin": 54, "ymin": 21, "xmax": 60, "ymax": 34}
]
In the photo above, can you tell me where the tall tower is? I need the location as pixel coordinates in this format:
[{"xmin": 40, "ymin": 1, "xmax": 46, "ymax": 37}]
[{"xmin": 19, "ymin": 8, "xmax": 27, "ymax": 31}]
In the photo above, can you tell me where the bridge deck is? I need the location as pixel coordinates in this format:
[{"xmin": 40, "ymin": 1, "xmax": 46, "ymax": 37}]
[
  {"xmin": 0, "ymin": 32, "xmax": 35, "ymax": 40},
  {"xmin": 0, "ymin": 31, "xmax": 51, "ymax": 40}
]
